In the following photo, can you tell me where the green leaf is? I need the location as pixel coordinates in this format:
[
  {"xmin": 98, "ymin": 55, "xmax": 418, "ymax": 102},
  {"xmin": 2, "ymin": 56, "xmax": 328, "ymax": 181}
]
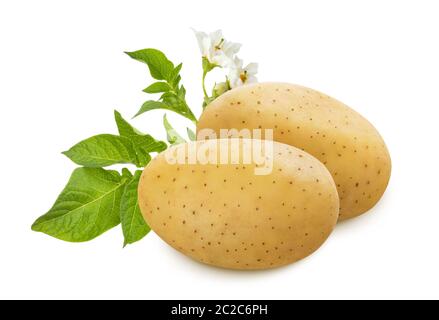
[
  {"xmin": 134, "ymin": 100, "xmax": 168, "ymax": 118},
  {"xmin": 163, "ymin": 114, "xmax": 186, "ymax": 145},
  {"xmin": 31, "ymin": 168, "xmax": 128, "ymax": 242},
  {"xmin": 63, "ymin": 134, "xmax": 138, "ymax": 167},
  {"xmin": 134, "ymin": 150, "xmax": 151, "ymax": 167},
  {"xmin": 161, "ymin": 91, "xmax": 196, "ymax": 122},
  {"xmin": 114, "ymin": 110, "xmax": 143, "ymax": 137},
  {"xmin": 125, "ymin": 49, "xmax": 174, "ymax": 81},
  {"xmin": 131, "ymin": 135, "xmax": 166, "ymax": 154},
  {"xmin": 114, "ymin": 110, "xmax": 167, "ymax": 152},
  {"xmin": 114, "ymin": 110, "xmax": 167, "ymax": 166},
  {"xmin": 128, "ymin": 48, "xmax": 197, "ymax": 123},
  {"xmin": 121, "ymin": 168, "xmax": 133, "ymax": 180},
  {"xmin": 187, "ymin": 127, "xmax": 196, "ymax": 141},
  {"xmin": 114, "ymin": 110, "xmax": 166, "ymax": 152},
  {"xmin": 135, "ymin": 99, "xmax": 196, "ymax": 123},
  {"xmin": 170, "ymin": 63, "xmax": 183, "ymax": 88},
  {"xmin": 143, "ymin": 82, "xmax": 171, "ymax": 94},
  {"xmin": 129, "ymin": 133, "xmax": 168, "ymax": 167},
  {"xmin": 178, "ymin": 85, "xmax": 187, "ymax": 99},
  {"xmin": 120, "ymin": 170, "xmax": 150, "ymax": 247}
]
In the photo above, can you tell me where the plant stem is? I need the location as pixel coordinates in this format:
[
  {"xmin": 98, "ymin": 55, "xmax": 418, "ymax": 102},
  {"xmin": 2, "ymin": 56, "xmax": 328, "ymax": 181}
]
[{"xmin": 202, "ymin": 70, "xmax": 208, "ymax": 98}]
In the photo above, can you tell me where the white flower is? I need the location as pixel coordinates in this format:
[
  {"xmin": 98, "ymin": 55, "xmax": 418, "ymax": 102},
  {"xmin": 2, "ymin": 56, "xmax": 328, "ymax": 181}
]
[
  {"xmin": 228, "ymin": 57, "xmax": 258, "ymax": 88},
  {"xmin": 193, "ymin": 29, "xmax": 241, "ymax": 67}
]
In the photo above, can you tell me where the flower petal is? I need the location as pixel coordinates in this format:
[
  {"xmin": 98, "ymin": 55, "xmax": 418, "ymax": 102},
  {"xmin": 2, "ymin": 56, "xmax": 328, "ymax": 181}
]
[
  {"xmin": 202, "ymin": 37, "xmax": 213, "ymax": 58},
  {"xmin": 245, "ymin": 63, "xmax": 258, "ymax": 75},
  {"xmin": 192, "ymin": 28, "xmax": 208, "ymax": 54},
  {"xmin": 231, "ymin": 56, "xmax": 244, "ymax": 70},
  {"xmin": 209, "ymin": 30, "xmax": 224, "ymax": 46},
  {"xmin": 212, "ymin": 53, "xmax": 231, "ymax": 67},
  {"xmin": 222, "ymin": 41, "xmax": 242, "ymax": 57},
  {"xmin": 246, "ymin": 75, "xmax": 258, "ymax": 84}
]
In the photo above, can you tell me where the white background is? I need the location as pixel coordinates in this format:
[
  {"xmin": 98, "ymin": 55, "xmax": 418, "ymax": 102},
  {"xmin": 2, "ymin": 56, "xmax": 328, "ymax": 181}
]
[{"xmin": 1, "ymin": 0, "xmax": 438, "ymax": 300}]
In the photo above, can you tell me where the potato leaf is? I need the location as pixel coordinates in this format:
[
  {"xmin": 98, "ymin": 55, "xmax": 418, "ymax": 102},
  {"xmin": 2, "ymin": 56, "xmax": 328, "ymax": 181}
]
[
  {"xmin": 120, "ymin": 170, "xmax": 150, "ymax": 247},
  {"xmin": 163, "ymin": 114, "xmax": 186, "ymax": 145},
  {"xmin": 114, "ymin": 110, "xmax": 167, "ymax": 166},
  {"xmin": 170, "ymin": 63, "xmax": 183, "ymax": 87},
  {"xmin": 135, "ymin": 98, "xmax": 196, "ymax": 123},
  {"xmin": 127, "ymin": 49, "xmax": 196, "ymax": 123},
  {"xmin": 143, "ymin": 82, "xmax": 171, "ymax": 94},
  {"xmin": 125, "ymin": 49, "xmax": 175, "ymax": 81},
  {"xmin": 114, "ymin": 110, "xmax": 166, "ymax": 152},
  {"xmin": 121, "ymin": 168, "xmax": 133, "ymax": 180},
  {"xmin": 114, "ymin": 110, "xmax": 143, "ymax": 137},
  {"xmin": 134, "ymin": 100, "xmax": 168, "ymax": 118},
  {"xmin": 62, "ymin": 134, "xmax": 138, "ymax": 167},
  {"xmin": 187, "ymin": 127, "xmax": 196, "ymax": 141},
  {"xmin": 31, "ymin": 168, "xmax": 128, "ymax": 242}
]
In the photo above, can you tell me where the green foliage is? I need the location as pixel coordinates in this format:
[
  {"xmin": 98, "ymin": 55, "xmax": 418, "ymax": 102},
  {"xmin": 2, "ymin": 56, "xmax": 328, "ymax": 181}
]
[
  {"xmin": 32, "ymin": 168, "xmax": 128, "ymax": 242},
  {"xmin": 120, "ymin": 171, "xmax": 150, "ymax": 246},
  {"xmin": 126, "ymin": 49, "xmax": 196, "ymax": 122},
  {"xmin": 163, "ymin": 114, "xmax": 186, "ymax": 145}
]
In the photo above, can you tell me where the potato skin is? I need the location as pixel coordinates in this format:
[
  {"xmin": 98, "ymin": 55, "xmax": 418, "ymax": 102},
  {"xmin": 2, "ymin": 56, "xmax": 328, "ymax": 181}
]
[
  {"xmin": 197, "ymin": 83, "xmax": 391, "ymax": 220},
  {"xmin": 138, "ymin": 139, "xmax": 339, "ymax": 270}
]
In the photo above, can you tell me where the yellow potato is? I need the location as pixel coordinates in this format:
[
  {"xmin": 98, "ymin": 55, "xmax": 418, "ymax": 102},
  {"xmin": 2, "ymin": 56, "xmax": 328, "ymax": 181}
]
[
  {"xmin": 138, "ymin": 139, "xmax": 339, "ymax": 270},
  {"xmin": 197, "ymin": 83, "xmax": 391, "ymax": 220}
]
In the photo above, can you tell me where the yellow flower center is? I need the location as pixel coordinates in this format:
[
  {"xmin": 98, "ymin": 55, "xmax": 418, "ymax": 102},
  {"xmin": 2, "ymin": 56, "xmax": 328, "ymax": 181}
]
[
  {"xmin": 240, "ymin": 70, "xmax": 248, "ymax": 83},
  {"xmin": 215, "ymin": 38, "xmax": 225, "ymax": 51}
]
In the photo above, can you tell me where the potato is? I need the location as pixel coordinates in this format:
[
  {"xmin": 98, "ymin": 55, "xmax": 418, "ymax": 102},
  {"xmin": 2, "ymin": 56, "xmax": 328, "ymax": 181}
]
[
  {"xmin": 197, "ymin": 83, "xmax": 391, "ymax": 220},
  {"xmin": 138, "ymin": 139, "xmax": 339, "ymax": 270}
]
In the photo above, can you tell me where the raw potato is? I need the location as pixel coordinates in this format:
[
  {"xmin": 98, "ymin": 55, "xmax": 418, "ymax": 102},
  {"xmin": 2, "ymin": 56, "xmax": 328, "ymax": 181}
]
[
  {"xmin": 197, "ymin": 83, "xmax": 391, "ymax": 220},
  {"xmin": 138, "ymin": 139, "xmax": 339, "ymax": 270}
]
